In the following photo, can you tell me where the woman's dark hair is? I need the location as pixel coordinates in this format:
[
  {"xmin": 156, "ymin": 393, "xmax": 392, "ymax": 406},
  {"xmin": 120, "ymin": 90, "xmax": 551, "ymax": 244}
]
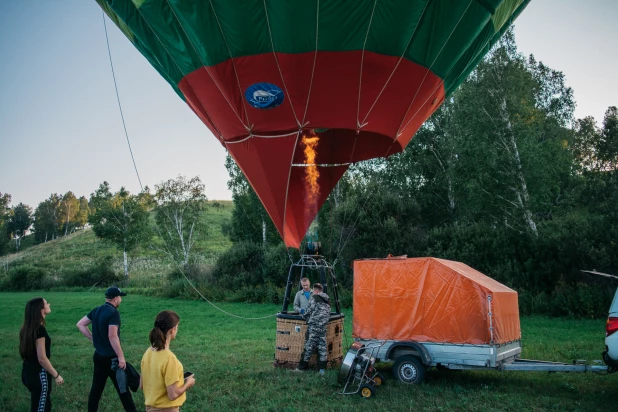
[
  {"xmin": 19, "ymin": 297, "xmax": 46, "ymax": 360},
  {"xmin": 149, "ymin": 310, "xmax": 180, "ymax": 350}
]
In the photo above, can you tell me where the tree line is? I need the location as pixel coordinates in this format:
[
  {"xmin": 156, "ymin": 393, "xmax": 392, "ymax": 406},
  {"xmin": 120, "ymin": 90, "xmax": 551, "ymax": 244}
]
[
  {"xmin": 0, "ymin": 192, "xmax": 90, "ymax": 253},
  {"xmin": 1, "ymin": 176, "xmax": 209, "ymax": 281}
]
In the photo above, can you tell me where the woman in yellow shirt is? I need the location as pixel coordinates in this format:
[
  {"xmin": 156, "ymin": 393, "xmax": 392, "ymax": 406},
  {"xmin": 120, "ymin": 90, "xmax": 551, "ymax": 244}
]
[{"xmin": 140, "ymin": 310, "xmax": 195, "ymax": 412}]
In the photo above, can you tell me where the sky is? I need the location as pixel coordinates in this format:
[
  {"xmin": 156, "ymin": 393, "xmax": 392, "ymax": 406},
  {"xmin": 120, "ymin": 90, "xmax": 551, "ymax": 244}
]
[{"xmin": 0, "ymin": 1, "xmax": 617, "ymax": 209}]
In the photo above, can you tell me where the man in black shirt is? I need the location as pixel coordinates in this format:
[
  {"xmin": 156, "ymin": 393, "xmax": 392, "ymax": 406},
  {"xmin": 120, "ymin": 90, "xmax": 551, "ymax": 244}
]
[{"xmin": 77, "ymin": 287, "xmax": 137, "ymax": 412}]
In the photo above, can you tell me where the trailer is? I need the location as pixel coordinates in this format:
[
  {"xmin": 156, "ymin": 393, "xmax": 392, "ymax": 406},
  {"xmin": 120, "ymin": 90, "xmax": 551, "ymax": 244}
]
[{"xmin": 340, "ymin": 256, "xmax": 610, "ymax": 386}]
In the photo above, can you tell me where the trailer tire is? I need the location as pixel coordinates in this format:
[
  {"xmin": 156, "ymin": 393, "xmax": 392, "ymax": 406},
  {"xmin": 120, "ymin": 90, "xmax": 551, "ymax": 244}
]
[{"xmin": 393, "ymin": 355, "xmax": 425, "ymax": 384}]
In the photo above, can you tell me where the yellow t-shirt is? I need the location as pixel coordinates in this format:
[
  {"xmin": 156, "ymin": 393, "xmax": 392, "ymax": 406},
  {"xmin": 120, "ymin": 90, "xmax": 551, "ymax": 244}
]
[{"xmin": 141, "ymin": 347, "xmax": 186, "ymax": 408}]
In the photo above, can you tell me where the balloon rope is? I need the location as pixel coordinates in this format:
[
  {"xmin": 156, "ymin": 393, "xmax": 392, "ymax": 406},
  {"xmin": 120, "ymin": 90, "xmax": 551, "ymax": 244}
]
[
  {"xmin": 395, "ymin": 0, "xmax": 474, "ymax": 138},
  {"xmin": 101, "ymin": 10, "xmax": 277, "ymax": 321},
  {"xmin": 282, "ymin": 131, "xmax": 301, "ymax": 248},
  {"xmin": 359, "ymin": 0, "xmax": 430, "ymax": 128},
  {"xmin": 356, "ymin": 0, "xmax": 378, "ymax": 131},
  {"xmin": 133, "ymin": 2, "xmax": 249, "ymax": 132},
  {"xmin": 262, "ymin": 0, "xmax": 301, "ymax": 127},
  {"xmin": 333, "ymin": 0, "xmax": 475, "ymax": 263},
  {"xmin": 336, "ymin": 1, "xmax": 430, "ymax": 249},
  {"xmin": 204, "ymin": 0, "xmax": 251, "ymax": 127},
  {"xmin": 102, "ymin": 11, "xmax": 143, "ymax": 190},
  {"xmin": 301, "ymin": 0, "xmax": 320, "ymax": 126}
]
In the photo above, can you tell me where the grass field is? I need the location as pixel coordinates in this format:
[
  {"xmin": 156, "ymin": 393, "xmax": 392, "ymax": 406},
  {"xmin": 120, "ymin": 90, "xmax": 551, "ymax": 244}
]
[{"xmin": 0, "ymin": 292, "xmax": 616, "ymax": 411}]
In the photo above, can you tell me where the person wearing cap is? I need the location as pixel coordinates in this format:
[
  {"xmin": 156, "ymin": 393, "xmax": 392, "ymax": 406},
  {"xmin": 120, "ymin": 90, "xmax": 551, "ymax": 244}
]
[
  {"xmin": 76, "ymin": 287, "xmax": 137, "ymax": 412},
  {"xmin": 296, "ymin": 283, "xmax": 331, "ymax": 376}
]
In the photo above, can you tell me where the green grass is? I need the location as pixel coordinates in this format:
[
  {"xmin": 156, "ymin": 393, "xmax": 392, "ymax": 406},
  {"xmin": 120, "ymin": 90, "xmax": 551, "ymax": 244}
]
[
  {"xmin": 2, "ymin": 201, "xmax": 234, "ymax": 286},
  {"xmin": 1, "ymin": 292, "xmax": 616, "ymax": 411}
]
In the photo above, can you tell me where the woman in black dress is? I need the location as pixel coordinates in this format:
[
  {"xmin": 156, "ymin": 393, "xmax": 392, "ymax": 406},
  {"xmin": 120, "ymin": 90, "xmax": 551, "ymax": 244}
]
[{"xmin": 19, "ymin": 297, "xmax": 64, "ymax": 411}]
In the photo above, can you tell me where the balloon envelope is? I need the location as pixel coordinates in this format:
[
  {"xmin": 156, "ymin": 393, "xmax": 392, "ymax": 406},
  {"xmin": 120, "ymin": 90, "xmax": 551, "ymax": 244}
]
[{"xmin": 97, "ymin": 0, "xmax": 530, "ymax": 248}]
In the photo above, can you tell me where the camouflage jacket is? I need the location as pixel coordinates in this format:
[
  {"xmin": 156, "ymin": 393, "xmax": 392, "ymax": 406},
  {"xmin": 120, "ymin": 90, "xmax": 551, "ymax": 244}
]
[{"xmin": 304, "ymin": 292, "xmax": 331, "ymax": 329}]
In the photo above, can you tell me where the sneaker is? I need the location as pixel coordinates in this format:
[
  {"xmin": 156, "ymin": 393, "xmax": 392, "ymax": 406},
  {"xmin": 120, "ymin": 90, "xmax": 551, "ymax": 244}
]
[
  {"xmin": 291, "ymin": 368, "xmax": 303, "ymax": 373},
  {"xmin": 319, "ymin": 369, "xmax": 325, "ymax": 376}
]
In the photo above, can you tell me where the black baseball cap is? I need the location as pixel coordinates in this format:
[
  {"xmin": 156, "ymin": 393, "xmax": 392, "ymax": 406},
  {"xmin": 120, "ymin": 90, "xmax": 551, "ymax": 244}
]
[{"xmin": 105, "ymin": 287, "xmax": 127, "ymax": 298}]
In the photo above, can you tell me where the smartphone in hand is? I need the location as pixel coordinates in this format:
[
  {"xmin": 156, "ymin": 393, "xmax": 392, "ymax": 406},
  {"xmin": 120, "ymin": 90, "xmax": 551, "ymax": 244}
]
[{"xmin": 183, "ymin": 371, "xmax": 194, "ymax": 383}]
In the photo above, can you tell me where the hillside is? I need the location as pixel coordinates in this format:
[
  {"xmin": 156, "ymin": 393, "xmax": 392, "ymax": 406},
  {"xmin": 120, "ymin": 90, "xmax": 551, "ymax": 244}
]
[{"xmin": 2, "ymin": 201, "xmax": 234, "ymax": 286}]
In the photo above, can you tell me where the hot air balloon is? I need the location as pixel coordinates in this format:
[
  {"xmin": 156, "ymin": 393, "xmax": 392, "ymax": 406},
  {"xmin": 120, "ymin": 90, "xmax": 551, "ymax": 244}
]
[{"xmin": 96, "ymin": 0, "xmax": 530, "ymax": 249}]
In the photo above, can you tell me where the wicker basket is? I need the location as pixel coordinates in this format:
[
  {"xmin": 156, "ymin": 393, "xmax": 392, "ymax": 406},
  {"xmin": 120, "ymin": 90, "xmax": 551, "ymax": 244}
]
[{"xmin": 274, "ymin": 314, "xmax": 344, "ymax": 368}]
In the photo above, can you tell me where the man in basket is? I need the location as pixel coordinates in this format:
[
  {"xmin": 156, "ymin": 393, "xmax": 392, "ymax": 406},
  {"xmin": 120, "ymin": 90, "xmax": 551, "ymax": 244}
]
[{"xmin": 293, "ymin": 277, "xmax": 313, "ymax": 314}]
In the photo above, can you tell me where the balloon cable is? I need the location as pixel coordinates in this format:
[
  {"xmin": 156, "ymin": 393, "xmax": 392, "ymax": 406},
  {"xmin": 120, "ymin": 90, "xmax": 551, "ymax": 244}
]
[
  {"xmin": 102, "ymin": 11, "xmax": 143, "ymax": 190},
  {"xmin": 101, "ymin": 10, "xmax": 276, "ymax": 321}
]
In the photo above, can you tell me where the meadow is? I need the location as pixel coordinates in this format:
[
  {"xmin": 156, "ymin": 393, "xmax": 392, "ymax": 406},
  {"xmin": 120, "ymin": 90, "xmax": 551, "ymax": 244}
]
[{"xmin": 0, "ymin": 292, "xmax": 616, "ymax": 411}]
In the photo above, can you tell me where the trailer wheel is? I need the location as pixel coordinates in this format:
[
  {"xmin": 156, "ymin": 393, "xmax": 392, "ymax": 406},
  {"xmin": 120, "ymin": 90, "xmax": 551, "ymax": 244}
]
[
  {"xmin": 358, "ymin": 384, "xmax": 375, "ymax": 398},
  {"xmin": 393, "ymin": 355, "xmax": 425, "ymax": 384}
]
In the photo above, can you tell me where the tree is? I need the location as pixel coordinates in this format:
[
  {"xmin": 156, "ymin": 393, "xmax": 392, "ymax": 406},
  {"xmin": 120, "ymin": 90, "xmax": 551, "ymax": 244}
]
[
  {"xmin": 573, "ymin": 116, "xmax": 602, "ymax": 172},
  {"xmin": 0, "ymin": 192, "xmax": 11, "ymax": 256},
  {"xmin": 444, "ymin": 30, "xmax": 574, "ymax": 235},
  {"xmin": 74, "ymin": 196, "xmax": 90, "ymax": 229},
  {"xmin": 224, "ymin": 155, "xmax": 280, "ymax": 246},
  {"xmin": 573, "ymin": 107, "xmax": 618, "ymax": 273},
  {"xmin": 33, "ymin": 194, "xmax": 62, "ymax": 242},
  {"xmin": 599, "ymin": 106, "xmax": 618, "ymax": 171},
  {"xmin": 386, "ymin": 98, "xmax": 466, "ymax": 227},
  {"xmin": 59, "ymin": 191, "xmax": 79, "ymax": 236},
  {"xmin": 33, "ymin": 200, "xmax": 52, "ymax": 243},
  {"xmin": 89, "ymin": 182, "xmax": 152, "ymax": 280},
  {"xmin": 153, "ymin": 175, "xmax": 207, "ymax": 268},
  {"xmin": 6, "ymin": 203, "xmax": 33, "ymax": 252}
]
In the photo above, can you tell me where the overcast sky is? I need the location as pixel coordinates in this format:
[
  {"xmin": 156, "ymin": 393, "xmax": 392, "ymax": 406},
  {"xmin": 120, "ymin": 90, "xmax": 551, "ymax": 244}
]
[{"xmin": 1, "ymin": 1, "xmax": 616, "ymax": 209}]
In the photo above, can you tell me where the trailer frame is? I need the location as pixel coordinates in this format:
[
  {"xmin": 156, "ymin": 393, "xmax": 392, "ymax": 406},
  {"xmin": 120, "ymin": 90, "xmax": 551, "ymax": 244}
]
[{"xmin": 350, "ymin": 338, "xmax": 608, "ymax": 383}]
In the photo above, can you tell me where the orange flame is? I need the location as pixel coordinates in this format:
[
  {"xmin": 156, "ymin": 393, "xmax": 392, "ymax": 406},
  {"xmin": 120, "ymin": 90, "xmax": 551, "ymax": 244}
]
[{"xmin": 302, "ymin": 133, "xmax": 320, "ymax": 221}]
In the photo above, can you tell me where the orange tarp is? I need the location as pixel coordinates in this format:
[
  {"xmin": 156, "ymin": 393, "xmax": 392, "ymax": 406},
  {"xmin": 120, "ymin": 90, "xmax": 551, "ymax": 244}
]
[{"xmin": 353, "ymin": 257, "xmax": 521, "ymax": 345}]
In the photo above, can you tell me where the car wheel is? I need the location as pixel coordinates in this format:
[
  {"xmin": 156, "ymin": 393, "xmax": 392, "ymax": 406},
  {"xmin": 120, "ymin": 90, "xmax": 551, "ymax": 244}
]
[{"xmin": 393, "ymin": 355, "xmax": 425, "ymax": 384}]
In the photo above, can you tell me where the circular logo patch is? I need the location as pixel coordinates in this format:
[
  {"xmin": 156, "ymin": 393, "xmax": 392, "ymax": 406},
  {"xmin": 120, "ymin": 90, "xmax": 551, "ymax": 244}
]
[{"xmin": 245, "ymin": 82, "xmax": 284, "ymax": 110}]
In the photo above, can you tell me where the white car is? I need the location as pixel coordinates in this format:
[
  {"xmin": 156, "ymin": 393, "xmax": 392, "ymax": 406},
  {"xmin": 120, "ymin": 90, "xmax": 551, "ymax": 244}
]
[{"xmin": 603, "ymin": 287, "xmax": 618, "ymax": 372}]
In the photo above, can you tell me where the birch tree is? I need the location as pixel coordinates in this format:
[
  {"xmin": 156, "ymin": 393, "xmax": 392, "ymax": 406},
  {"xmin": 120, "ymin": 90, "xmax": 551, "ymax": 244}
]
[
  {"xmin": 154, "ymin": 175, "xmax": 207, "ymax": 268},
  {"xmin": 0, "ymin": 192, "xmax": 12, "ymax": 256},
  {"xmin": 74, "ymin": 196, "xmax": 90, "ymax": 229},
  {"xmin": 89, "ymin": 182, "xmax": 152, "ymax": 280},
  {"xmin": 450, "ymin": 30, "xmax": 574, "ymax": 235},
  {"xmin": 33, "ymin": 199, "xmax": 55, "ymax": 243},
  {"xmin": 6, "ymin": 203, "xmax": 33, "ymax": 252},
  {"xmin": 391, "ymin": 98, "xmax": 465, "ymax": 226},
  {"xmin": 33, "ymin": 194, "xmax": 63, "ymax": 241},
  {"xmin": 59, "ymin": 191, "xmax": 79, "ymax": 235}
]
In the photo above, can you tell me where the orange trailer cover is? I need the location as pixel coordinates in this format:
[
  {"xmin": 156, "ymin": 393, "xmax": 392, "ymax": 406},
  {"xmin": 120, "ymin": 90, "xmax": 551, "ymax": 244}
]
[{"xmin": 353, "ymin": 257, "xmax": 520, "ymax": 345}]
